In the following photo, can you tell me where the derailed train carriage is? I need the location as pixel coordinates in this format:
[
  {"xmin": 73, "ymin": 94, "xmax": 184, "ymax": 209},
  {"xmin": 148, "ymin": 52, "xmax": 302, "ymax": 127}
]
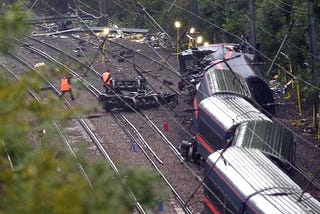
[
  {"xmin": 204, "ymin": 147, "xmax": 320, "ymax": 214},
  {"xmin": 178, "ymin": 43, "xmax": 275, "ymax": 115},
  {"xmin": 177, "ymin": 44, "xmax": 307, "ymax": 213},
  {"xmin": 181, "ymin": 68, "xmax": 295, "ymax": 170},
  {"xmin": 208, "ymin": 43, "xmax": 275, "ymax": 115}
]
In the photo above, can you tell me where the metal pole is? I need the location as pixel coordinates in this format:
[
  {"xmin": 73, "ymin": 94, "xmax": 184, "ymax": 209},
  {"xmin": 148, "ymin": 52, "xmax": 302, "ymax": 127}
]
[
  {"xmin": 297, "ymin": 80, "xmax": 302, "ymax": 117},
  {"xmin": 318, "ymin": 96, "xmax": 320, "ymax": 141},
  {"xmin": 174, "ymin": 21, "xmax": 181, "ymax": 60},
  {"xmin": 137, "ymin": 2, "xmax": 172, "ymax": 41},
  {"xmin": 177, "ymin": 28, "xmax": 179, "ymax": 60},
  {"xmin": 100, "ymin": 0, "xmax": 108, "ymax": 25},
  {"xmin": 287, "ymin": 55, "xmax": 302, "ymax": 117},
  {"xmin": 308, "ymin": 0, "xmax": 318, "ymax": 129},
  {"xmin": 266, "ymin": 22, "xmax": 293, "ymax": 76},
  {"xmin": 192, "ymin": 0, "xmax": 198, "ymax": 29},
  {"xmin": 248, "ymin": 0, "xmax": 256, "ymax": 57},
  {"xmin": 308, "ymin": 0, "xmax": 318, "ymax": 77}
]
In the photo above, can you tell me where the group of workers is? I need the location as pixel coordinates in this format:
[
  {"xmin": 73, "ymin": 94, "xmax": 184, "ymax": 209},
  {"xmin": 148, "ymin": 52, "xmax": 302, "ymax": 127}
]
[{"xmin": 59, "ymin": 70, "xmax": 112, "ymax": 100}]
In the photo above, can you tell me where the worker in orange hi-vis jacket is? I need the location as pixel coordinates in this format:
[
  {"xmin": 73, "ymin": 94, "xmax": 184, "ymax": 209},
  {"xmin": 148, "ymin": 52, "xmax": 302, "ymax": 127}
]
[
  {"xmin": 102, "ymin": 70, "xmax": 112, "ymax": 93},
  {"xmin": 60, "ymin": 76, "xmax": 75, "ymax": 100}
]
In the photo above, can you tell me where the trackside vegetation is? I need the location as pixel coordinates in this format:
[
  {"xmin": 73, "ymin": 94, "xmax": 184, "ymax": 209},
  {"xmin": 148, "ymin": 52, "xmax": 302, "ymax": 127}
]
[{"xmin": 0, "ymin": 3, "xmax": 167, "ymax": 213}]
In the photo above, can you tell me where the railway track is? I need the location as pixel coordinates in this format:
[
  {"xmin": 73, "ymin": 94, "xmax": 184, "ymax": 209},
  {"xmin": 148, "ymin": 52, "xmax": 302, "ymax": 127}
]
[
  {"xmin": 112, "ymin": 112, "xmax": 191, "ymax": 213},
  {"xmin": 11, "ymin": 28, "xmax": 320, "ymax": 209},
  {"xmin": 3, "ymin": 21, "xmax": 319, "ymax": 212},
  {"xmin": 7, "ymin": 34, "xmax": 205, "ymax": 212},
  {"xmin": 4, "ymin": 49, "xmax": 151, "ymax": 213}
]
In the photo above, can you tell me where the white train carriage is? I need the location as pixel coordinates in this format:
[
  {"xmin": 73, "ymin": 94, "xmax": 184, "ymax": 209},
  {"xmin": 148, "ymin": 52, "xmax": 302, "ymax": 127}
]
[{"xmin": 204, "ymin": 147, "xmax": 320, "ymax": 214}]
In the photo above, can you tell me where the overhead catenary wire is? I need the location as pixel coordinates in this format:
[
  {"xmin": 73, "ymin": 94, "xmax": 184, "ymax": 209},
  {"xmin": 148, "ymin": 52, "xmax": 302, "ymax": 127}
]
[
  {"xmin": 160, "ymin": 0, "xmax": 320, "ymax": 140},
  {"xmin": 29, "ymin": 0, "xmax": 40, "ymax": 10},
  {"xmin": 68, "ymin": 6, "xmax": 123, "ymax": 76},
  {"xmin": 35, "ymin": 0, "xmax": 99, "ymax": 61},
  {"xmin": 29, "ymin": 9, "xmax": 192, "ymax": 166},
  {"xmin": 94, "ymin": 0, "xmax": 320, "ymax": 181},
  {"xmin": 200, "ymin": 54, "xmax": 320, "ymax": 191},
  {"xmin": 91, "ymin": 1, "xmax": 316, "ymax": 196},
  {"xmin": 25, "ymin": 32, "xmax": 196, "ymax": 211},
  {"xmin": 167, "ymin": 0, "xmax": 178, "ymax": 12},
  {"xmin": 266, "ymin": 21, "xmax": 294, "ymax": 76},
  {"xmin": 103, "ymin": 0, "xmax": 320, "ymax": 204},
  {"xmin": 211, "ymin": 0, "xmax": 314, "ymax": 64},
  {"xmin": 136, "ymin": 2, "xmax": 172, "ymax": 42},
  {"xmin": 20, "ymin": 0, "xmax": 320, "ymax": 206},
  {"xmin": 0, "ymin": 61, "xmax": 94, "ymax": 188},
  {"xmin": 78, "ymin": 0, "xmax": 122, "ymax": 26},
  {"xmin": 184, "ymin": 139, "xmax": 234, "ymax": 211},
  {"xmin": 7, "ymin": 42, "xmax": 149, "ymax": 213},
  {"xmin": 5, "ymin": 0, "xmax": 199, "ymax": 210},
  {"xmin": 165, "ymin": 0, "xmax": 320, "ymax": 88},
  {"xmin": 1, "ymin": 140, "xmax": 14, "ymax": 169}
]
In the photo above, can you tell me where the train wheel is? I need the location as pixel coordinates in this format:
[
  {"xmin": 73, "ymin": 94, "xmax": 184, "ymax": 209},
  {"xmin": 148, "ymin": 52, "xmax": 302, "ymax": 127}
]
[
  {"xmin": 152, "ymin": 95, "xmax": 160, "ymax": 108},
  {"xmin": 141, "ymin": 98, "xmax": 147, "ymax": 109},
  {"xmin": 125, "ymin": 97, "xmax": 134, "ymax": 110},
  {"xmin": 103, "ymin": 104, "xmax": 112, "ymax": 112},
  {"xmin": 186, "ymin": 145, "xmax": 193, "ymax": 162},
  {"xmin": 129, "ymin": 97, "xmax": 138, "ymax": 110}
]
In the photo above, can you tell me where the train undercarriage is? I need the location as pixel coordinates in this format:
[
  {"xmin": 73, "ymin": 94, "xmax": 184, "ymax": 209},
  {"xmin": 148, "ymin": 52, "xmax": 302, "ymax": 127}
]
[{"xmin": 98, "ymin": 77, "xmax": 178, "ymax": 111}]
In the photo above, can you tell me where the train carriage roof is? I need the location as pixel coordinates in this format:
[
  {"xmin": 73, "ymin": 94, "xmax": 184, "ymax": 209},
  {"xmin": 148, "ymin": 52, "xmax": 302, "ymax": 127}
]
[
  {"xmin": 207, "ymin": 147, "xmax": 320, "ymax": 213},
  {"xmin": 199, "ymin": 44, "xmax": 262, "ymax": 78},
  {"xmin": 199, "ymin": 94, "xmax": 271, "ymax": 131},
  {"xmin": 227, "ymin": 51, "xmax": 264, "ymax": 78},
  {"xmin": 207, "ymin": 48, "xmax": 257, "ymax": 78},
  {"xmin": 233, "ymin": 121, "xmax": 294, "ymax": 164},
  {"xmin": 200, "ymin": 68, "xmax": 252, "ymax": 99}
]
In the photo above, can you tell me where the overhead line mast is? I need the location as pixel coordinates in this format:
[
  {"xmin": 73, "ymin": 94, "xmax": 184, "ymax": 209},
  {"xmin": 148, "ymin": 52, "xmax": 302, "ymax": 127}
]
[
  {"xmin": 248, "ymin": 0, "xmax": 256, "ymax": 60},
  {"xmin": 192, "ymin": 0, "xmax": 198, "ymax": 29},
  {"xmin": 100, "ymin": 0, "xmax": 108, "ymax": 25}
]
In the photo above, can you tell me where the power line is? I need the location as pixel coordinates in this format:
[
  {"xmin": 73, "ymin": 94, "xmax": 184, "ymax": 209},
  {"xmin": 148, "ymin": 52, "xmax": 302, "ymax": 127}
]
[{"xmin": 25, "ymin": 0, "xmax": 320, "ymax": 202}]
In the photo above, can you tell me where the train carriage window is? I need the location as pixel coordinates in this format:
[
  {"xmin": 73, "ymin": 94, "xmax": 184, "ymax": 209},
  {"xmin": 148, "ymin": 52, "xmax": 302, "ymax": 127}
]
[
  {"xmin": 198, "ymin": 116, "xmax": 225, "ymax": 149},
  {"xmin": 204, "ymin": 176, "xmax": 238, "ymax": 214}
]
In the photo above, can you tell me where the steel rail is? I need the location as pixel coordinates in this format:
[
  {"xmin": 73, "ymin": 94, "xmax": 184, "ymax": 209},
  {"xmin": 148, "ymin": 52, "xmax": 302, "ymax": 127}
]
[
  {"xmin": 145, "ymin": 114, "xmax": 185, "ymax": 163},
  {"xmin": 10, "ymin": 37, "xmax": 101, "ymax": 97},
  {"xmin": 11, "ymin": 36, "xmax": 142, "ymax": 113},
  {"xmin": 12, "ymin": 35, "xmax": 207, "ymax": 211},
  {"xmin": 0, "ymin": 62, "xmax": 93, "ymax": 188},
  {"xmin": 112, "ymin": 112, "xmax": 164, "ymax": 165},
  {"xmin": 6, "ymin": 49, "xmax": 147, "ymax": 214},
  {"xmin": 69, "ymin": 34, "xmax": 181, "ymax": 95},
  {"xmin": 112, "ymin": 112, "xmax": 193, "ymax": 214},
  {"xmin": 26, "ymin": 35, "xmax": 102, "ymax": 78}
]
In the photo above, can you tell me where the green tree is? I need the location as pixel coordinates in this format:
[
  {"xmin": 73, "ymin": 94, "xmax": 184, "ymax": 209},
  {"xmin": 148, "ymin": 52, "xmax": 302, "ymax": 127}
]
[
  {"xmin": 197, "ymin": 0, "xmax": 248, "ymax": 43},
  {"xmin": 0, "ymin": 3, "xmax": 167, "ymax": 213},
  {"xmin": 255, "ymin": 0, "xmax": 290, "ymax": 60},
  {"xmin": 0, "ymin": 3, "xmax": 31, "ymax": 53}
]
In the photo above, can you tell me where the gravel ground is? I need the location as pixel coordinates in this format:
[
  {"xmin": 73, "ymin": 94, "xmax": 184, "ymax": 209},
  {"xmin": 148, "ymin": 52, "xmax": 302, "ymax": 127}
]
[
  {"xmin": 9, "ymin": 32, "xmax": 204, "ymax": 213},
  {"xmin": 4, "ymin": 29, "xmax": 320, "ymax": 213}
]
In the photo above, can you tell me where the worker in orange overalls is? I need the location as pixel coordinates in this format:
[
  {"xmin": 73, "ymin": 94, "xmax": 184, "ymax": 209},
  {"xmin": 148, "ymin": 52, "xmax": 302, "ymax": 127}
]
[
  {"xmin": 102, "ymin": 70, "xmax": 112, "ymax": 93},
  {"xmin": 60, "ymin": 76, "xmax": 75, "ymax": 100}
]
